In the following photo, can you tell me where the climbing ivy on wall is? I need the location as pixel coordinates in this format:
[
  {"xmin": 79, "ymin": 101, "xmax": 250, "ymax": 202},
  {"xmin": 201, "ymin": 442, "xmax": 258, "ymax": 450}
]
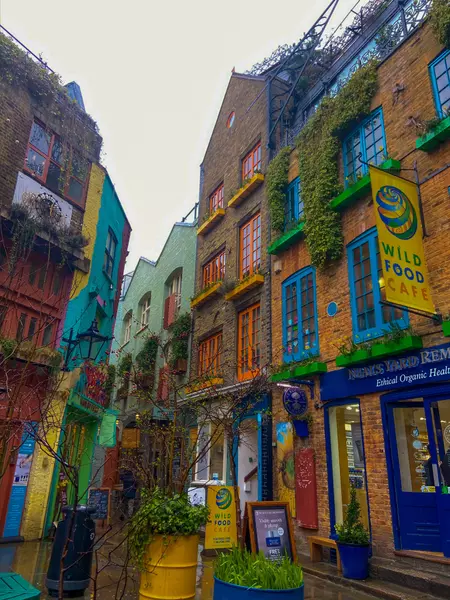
[
  {"xmin": 430, "ymin": 0, "xmax": 450, "ymax": 48},
  {"xmin": 296, "ymin": 61, "xmax": 379, "ymax": 269},
  {"xmin": 266, "ymin": 146, "xmax": 291, "ymax": 233}
]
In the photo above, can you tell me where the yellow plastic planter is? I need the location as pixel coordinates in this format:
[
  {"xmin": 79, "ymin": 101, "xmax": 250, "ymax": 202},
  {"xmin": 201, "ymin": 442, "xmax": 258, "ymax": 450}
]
[
  {"xmin": 225, "ymin": 273, "xmax": 264, "ymax": 301},
  {"xmin": 228, "ymin": 173, "xmax": 265, "ymax": 208},
  {"xmin": 140, "ymin": 534, "xmax": 199, "ymax": 600}
]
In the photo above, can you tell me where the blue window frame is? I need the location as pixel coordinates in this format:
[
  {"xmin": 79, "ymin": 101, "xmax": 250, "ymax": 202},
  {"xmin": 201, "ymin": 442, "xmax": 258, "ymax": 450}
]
[
  {"xmin": 348, "ymin": 228, "xmax": 408, "ymax": 342},
  {"xmin": 282, "ymin": 267, "xmax": 318, "ymax": 363},
  {"xmin": 430, "ymin": 50, "xmax": 450, "ymax": 119},
  {"xmin": 343, "ymin": 108, "xmax": 386, "ymax": 187},
  {"xmin": 284, "ymin": 177, "xmax": 304, "ymax": 230}
]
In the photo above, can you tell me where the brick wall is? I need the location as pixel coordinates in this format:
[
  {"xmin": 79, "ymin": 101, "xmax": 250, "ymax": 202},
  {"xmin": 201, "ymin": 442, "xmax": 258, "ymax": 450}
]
[
  {"xmin": 271, "ymin": 22, "xmax": 450, "ymax": 558},
  {"xmin": 192, "ymin": 73, "xmax": 271, "ymax": 383}
]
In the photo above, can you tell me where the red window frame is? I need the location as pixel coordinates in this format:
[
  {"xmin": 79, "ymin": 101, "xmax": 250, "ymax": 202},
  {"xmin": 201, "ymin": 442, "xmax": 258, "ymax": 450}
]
[
  {"xmin": 242, "ymin": 142, "xmax": 261, "ymax": 181},
  {"xmin": 202, "ymin": 250, "xmax": 226, "ymax": 288},
  {"xmin": 238, "ymin": 303, "xmax": 261, "ymax": 381},
  {"xmin": 198, "ymin": 332, "xmax": 223, "ymax": 377},
  {"xmin": 24, "ymin": 120, "xmax": 90, "ymax": 206},
  {"xmin": 240, "ymin": 213, "xmax": 261, "ymax": 279},
  {"xmin": 209, "ymin": 184, "xmax": 224, "ymax": 213}
]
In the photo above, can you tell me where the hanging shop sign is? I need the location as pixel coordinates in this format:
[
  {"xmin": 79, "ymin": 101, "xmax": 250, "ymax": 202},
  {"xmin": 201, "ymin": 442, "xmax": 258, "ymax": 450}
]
[
  {"xmin": 370, "ymin": 167, "xmax": 435, "ymax": 315},
  {"xmin": 321, "ymin": 343, "xmax": 450, "ymax": 401},
  {"xmin": 283, "ymin": 387, "xmax": 308, "ymax": 418},
  {"xmin": 243, "ymin": 501, "xmax": 296, "ymax": 562},
  {"xmin": 99, "ymin": 410, "xmax": 118, "ymax": 448},
  {"xmin": 204, "ymin": 486, "xmax": 238, "ymax": 549}
]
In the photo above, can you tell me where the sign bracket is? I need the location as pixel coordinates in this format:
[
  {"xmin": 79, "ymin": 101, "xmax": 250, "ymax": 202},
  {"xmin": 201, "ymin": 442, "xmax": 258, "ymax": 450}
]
[{"xmin": 380, "ymin": 300, "xmax": 442, "ymax": 325}]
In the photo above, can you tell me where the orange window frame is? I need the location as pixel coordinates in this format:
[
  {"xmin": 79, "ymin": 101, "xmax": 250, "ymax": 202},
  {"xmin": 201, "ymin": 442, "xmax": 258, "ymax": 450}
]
[
  {"xmin": 202, "ymin": 250, "xmax": 226, "ymax": 288},
  {"xmin": 238, "ymin": 303, "xmax": 261, "ymax": 381},
  {"xmin": 240, "ymin": 213, "xmax": 261, "ymax": 279},
  {"xmin": 209, "ymin": 184, "xmax": 224, "ymax": 213},
  {"xmin": 242, "ymin": 142, "xmax": 261, "ymax": 180},
  {"xmin": 24, "ymin": 120, "xmax": 90, "ymax": 207},
  {"xmin": 198, "ymin": 332, "xmax": 223, "ymax": 377}
]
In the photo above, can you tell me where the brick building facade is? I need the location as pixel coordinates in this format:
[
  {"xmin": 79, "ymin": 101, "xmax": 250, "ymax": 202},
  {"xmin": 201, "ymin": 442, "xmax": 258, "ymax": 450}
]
[
  {"xmin": 268, "ymin": 6, "xmax": 450, "ymax": 570},
  {"xmin": 188, "ymin": 73, "xmax": 273, "ymax": 505}
]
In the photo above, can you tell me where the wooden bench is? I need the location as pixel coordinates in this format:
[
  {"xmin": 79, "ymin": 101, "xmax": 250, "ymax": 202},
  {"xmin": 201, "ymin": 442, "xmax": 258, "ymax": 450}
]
[{"xmin": 308, "ymin": 536, "xmax": 342, "ymax": 572}]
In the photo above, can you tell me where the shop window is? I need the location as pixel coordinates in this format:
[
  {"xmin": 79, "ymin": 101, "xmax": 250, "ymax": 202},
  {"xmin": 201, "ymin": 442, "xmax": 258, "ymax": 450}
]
[
  {"xmin": 242, "ymin": 142, "xmax": 261, "ymax": 181},
  {"xmin": 348, "ymin": 228, "xmax": 408, "ymax": 341},
  {"xmin": 104, "ymin": 229, "xmax": 117, "ymax": 279},
  {"xmin": 24, "ymin": 120, "xmax": 90, "ymax": 205},
  {"xmin": 238, "ymin": 302, "xmax": 261, "ymax": 381},
  {"xmin": 282, "ymin": 267, "xmax": 318, "ymax": 363},
  {"xmin": 343, "ymin": 108, "xmax": 386, "ymax": 187},
  {"xmin": 392, "ymin": 404, "xmax": 432, "ymax": 492},
  {"xmin": 209, "ymin": 183, "xmax": 224, "ymax": 213},
  {"xmin": 430, "ymin": 50, "xmax": 450, "ymax": 118},
  {"xmin": 284, "ymin": 177, "xmax": 304, "ymax": 230},
  {"xmin": 194, "ymin": 423, "xmax": 226, "ymax": 482},
  {"xmin": 327, "ymin": 402, "xmax": 370, "ymax": 532},
  {"xmin": 198, "ymin": 332, "xmax": 222, "ymax": 377},
  {"xmin": 202, "ymin": 250, "xmax": 226, "ymax": 287},
  {"xmin": 240, "ymin": 213, "xmax": 261, "ymax": 279}
]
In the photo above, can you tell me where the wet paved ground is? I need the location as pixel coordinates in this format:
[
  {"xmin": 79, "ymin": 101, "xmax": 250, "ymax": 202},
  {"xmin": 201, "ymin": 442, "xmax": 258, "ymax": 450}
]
[{"xmin": 0, "ymin": 539, "xmax": 377, "ymax": 599}]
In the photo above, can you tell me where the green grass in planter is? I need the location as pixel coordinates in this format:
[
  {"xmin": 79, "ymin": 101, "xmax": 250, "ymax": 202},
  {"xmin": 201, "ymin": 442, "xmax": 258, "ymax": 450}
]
[{"xmin": 214, "ymin": 547, "xmax": 303, "ymax": 590}]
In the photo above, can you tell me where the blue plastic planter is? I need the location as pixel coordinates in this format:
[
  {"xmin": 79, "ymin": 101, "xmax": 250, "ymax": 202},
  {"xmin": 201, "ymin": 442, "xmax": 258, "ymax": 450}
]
[
  {"xmin": 214, "ymin": 577, "xmax": 304, "ymax": 599},
  {"xmin": 337, "ymin": 543, "xmax": 370, "ymax": 579},
  {"xmin": 292, "ymin": 420, "xmax": 308, "ymax": 437}
]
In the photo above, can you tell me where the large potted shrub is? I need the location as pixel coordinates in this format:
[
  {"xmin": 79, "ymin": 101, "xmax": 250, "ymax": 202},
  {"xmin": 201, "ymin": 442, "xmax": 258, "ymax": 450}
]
[
  {"xmin": 335, "ymin": 486, "xmax": 370, "ymax": 580},
  {"xmin": 129, "ymin": 488, "xmax": 209, "ymax": 600},
  {"xmin": 214, "ymin": 547, "xmax": 304, "ymax": 599}
]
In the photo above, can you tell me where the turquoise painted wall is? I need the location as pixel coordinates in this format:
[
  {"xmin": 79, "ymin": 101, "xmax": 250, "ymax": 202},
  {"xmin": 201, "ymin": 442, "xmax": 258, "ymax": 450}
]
[
  {"xmin": 63, "ymin": 171, "xmax": 130, "ymax": 367},
  {"xmin": 110, "ymin": 222, "xmax": 197, "ymax": 413}
]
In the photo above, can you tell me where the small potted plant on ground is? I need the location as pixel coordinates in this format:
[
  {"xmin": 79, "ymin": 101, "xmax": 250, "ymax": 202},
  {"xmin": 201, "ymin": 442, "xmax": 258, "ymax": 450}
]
[
  {"xmin": 335, "ymin": 485, "xmax": 370, "ymax": 580},
  {"xmin": 129, "ymin": 487, "xmax": 209, "ymax": 600},
  {"xmin": 214, "ymin": 546, "xmax": 304, "ymax": 599}
]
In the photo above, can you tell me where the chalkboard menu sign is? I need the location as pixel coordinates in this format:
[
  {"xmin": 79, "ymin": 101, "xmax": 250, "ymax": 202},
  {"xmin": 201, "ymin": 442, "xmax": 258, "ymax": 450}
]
[
  {"xmin": 88, "ymin": 488, "xmax": 110, "ymax": 521},
  {"xmin": 244, "ymin": 501, "xmax": 296, "ymax": 562}
]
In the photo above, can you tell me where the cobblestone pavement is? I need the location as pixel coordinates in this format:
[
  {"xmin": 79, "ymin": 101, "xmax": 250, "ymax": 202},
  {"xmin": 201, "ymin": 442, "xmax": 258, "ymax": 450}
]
[{"xmin": 0, "ymin": 539, "xmax": 377, "ymax": 599}]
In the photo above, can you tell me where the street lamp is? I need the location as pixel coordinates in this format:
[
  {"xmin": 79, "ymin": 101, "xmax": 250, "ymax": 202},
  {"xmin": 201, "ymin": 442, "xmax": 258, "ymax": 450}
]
[{"xmin": 62, "ymin": 319, "xmax": 111, "ymax": 368}]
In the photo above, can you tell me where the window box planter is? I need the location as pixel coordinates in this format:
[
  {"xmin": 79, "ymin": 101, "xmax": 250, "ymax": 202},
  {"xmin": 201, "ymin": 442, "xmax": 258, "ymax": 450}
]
[
  {"xmin": 271, "ymin": 361, "xmax": 327, "ymax": 382},
  {"xmin": 268, "ymin": 221, "xmax": 305, "ymax": 255},
  {"xmin": 185, "ymin": 377, "xmax": 223, "ymax": 394},
  {"xmin": 225, "ymin": 273, "xmax": 264, "ymax": 301},
  {"xmin": 416, "ymin": 116, "xmax": 450, "ymax": 152},
  {"xmin": 173, "ymin": 358, "xmax": 188, "ymax": 374},
  {"xmin": 228, "ymin": 173, "xmax": 265, "ymax": 208},
  {"xmin": 330, "ymin": 159, "xmax": 402, "ymax": 212},
  {"xmin": 271, "ymin": 368, "xmax": 292, "ymax": 383},
  {"xmin": 370, "ymin": 335, "xmax": 423, "ymax": 360},
  {"xmin": 190, "ymin": 281, "xmax": 222, "ymax": 309},
  {"xmin": 197, "ymin": 208, "xmax": 225, "ymax": 236},
  {"xmin": 291, "ymin": 361, "xmax": 327, "ymax": 378},
  {"xmin": 336, "ymin": 349, "xmax": 372, "ymax": 368},
  {"xmin": 443, "ymin": 321, "xmax": 450, "ymax": 337}
]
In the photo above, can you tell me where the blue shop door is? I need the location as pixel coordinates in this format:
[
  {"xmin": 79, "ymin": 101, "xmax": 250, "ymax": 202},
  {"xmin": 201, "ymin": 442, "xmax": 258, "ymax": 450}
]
[
  {"xmin": 3, "ymin": 426, "xmax": 36, "ymax": 538},
  {"xmin": 426, "ymin": 398, "xmax": 450, "ymax": 558},
  {"xmin": 387, "ymin": 402, "xmax": 440, "ymax": 552}
]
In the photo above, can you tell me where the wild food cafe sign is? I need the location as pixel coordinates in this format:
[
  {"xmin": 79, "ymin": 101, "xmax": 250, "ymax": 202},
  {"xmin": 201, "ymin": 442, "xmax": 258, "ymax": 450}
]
[
  {"xmin": 369, "ymin": 167, "xmax": 435, "ymax": 315},
  {"xmin": 321, "ymin": 344, "xmax": 450, "ymax": 401}
]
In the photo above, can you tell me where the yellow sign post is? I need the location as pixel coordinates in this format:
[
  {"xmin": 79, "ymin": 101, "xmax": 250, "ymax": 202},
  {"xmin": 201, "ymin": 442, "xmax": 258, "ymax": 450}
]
[
  {"xmin": 370, "ymin": 167, "xmax": 435, "ymax": 315},
  {"xmin": 205, "ymin": 486, "xmax": 238, "ymax": 549}
]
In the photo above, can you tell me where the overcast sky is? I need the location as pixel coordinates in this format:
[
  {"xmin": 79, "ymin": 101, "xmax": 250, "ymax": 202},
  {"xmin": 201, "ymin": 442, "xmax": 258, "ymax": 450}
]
[{"xmin": 1, "ymin": 0, "xmax": 357, "ymax": 270}]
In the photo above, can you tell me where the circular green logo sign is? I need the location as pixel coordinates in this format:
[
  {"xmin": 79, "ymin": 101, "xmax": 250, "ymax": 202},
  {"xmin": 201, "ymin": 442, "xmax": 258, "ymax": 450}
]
[{"xmin": 216, "ymin": 488, "xmax": 232, "ymax": 510}]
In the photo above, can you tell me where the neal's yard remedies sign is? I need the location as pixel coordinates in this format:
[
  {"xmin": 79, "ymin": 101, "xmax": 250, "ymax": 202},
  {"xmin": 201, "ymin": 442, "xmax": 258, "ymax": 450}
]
[
  {"xmin": 370, "ymin": 167, "xmax": 435, "ymax": 315},
  {"xmin": 322, "ymin": 344, "xmax": 450, "ymax": 401}
]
